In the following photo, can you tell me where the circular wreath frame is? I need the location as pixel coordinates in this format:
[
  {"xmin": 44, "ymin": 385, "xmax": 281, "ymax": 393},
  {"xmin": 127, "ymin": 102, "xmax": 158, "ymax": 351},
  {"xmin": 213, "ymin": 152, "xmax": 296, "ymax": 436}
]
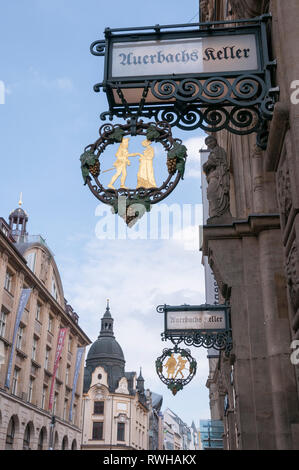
[
  {"xmin": 155, "ymin": 347, "xmax": 197, "ymax": 395},
  {"xmin": 81, "ymin": 120, "xmax": 187, "ymax": 215}
]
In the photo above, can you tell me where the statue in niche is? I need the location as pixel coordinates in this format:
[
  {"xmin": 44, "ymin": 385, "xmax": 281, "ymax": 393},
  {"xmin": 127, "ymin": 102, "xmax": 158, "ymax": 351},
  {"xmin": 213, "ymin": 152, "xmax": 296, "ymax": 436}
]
[
  {"xmin": 229, "ymin": 0, "xmax": 269, "ymax": 19},
  {"xmin": 200, "ymin": 0, "xmax": 214, "ymax": 21},
  {"xmin": 203, "ymin": 136, "xmax": 232, "ymax": 224}
]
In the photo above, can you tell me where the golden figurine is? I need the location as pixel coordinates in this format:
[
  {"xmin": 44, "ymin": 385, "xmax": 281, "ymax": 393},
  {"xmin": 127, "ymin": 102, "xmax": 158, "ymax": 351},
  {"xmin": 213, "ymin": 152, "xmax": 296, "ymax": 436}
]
[
  {"xmin": 136, "ymin": 139, "xmax": 157, "ymax": 189},
  {"xmin": 174, "ymin": 355, "xmax": 188, "ymax": 379},
  {"xmin": 164, "ymin": 354, "xmax": 177, "ymax": 379},
  {"xmin": 108, "ymin": 137, "xmax": 140, "ymax": 189}
]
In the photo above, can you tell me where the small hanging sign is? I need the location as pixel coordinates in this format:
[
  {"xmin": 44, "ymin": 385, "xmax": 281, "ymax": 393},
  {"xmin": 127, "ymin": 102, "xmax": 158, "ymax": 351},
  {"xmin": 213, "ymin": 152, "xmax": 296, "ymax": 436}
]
[
  {"xmin": 80, "ymin": 120, "xmax": 187, "ymax": 226},
  {"xmin": 155, "ymin": 346, "xmax": 197, "ymax": 395}
]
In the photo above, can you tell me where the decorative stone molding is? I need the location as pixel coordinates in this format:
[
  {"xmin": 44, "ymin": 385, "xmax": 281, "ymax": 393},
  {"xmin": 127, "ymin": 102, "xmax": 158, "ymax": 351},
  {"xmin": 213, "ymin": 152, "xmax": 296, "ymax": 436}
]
[
  {"xmin": 40, "ymin": 251, "xmax": 50, "ymax": 284},
  {"xmin": 115, "ymin": 377, "xmax": 129, "ymax": 395},
  {"xmin": 277, "ymin": 162, "xmax": 292, "ymax": 230},
  {"xmin": 229, "ymin": 0, "xmax": 269, "ymax": 19},
  {"xmin": 286, "ymin": 240, "xmax": 299, "ymax": 316}
]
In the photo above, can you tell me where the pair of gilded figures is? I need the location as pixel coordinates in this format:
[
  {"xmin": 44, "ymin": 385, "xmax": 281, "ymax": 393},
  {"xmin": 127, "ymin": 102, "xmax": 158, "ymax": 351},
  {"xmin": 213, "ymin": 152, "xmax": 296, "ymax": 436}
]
[
  {"xmin": 164, "ymin": 354, "xmax": 188, "ymax": 379},
  {"xmin": 108, "ymin": 137, "xmax": 157, "ymax": 190}
]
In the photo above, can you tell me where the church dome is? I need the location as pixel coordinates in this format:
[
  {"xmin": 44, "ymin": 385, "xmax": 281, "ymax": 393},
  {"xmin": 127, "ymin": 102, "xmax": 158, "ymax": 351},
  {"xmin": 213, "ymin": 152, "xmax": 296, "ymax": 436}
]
[
  {"xmin": 83, "ymin": 301, "xmax": 125, "ymax": 393},
  {"xmin": 87, "ymin": 335, "xmax": 125, "ymax": 363}
]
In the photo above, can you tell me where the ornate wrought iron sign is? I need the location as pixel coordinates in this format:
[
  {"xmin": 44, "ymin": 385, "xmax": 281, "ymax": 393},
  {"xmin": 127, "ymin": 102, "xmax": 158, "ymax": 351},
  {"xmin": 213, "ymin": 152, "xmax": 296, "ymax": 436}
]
[
  {"xmin": 80, "ymin": 120, "xmax": 187, "ymax": 225},
  {"xmin": 157, "ymin": 303, "xmax": 232, "ymax": 356},
  {"xmin": 155, "ymin": 346, "xmax": 197, "ymax": 395},
  {"xmin": 90, "ymin": 15, "xmax": 277, "ymax": 148}
]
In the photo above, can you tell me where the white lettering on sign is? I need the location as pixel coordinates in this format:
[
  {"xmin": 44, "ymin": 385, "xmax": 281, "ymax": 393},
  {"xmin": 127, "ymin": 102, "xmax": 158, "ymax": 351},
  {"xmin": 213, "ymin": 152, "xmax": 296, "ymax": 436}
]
[
  {"xmin": 111, "ymin": 35, "xmax": 258, "ymax": 77},
  {"xmin": 166, "ymin": 310, "xmax": 226, "ymax": 331}
]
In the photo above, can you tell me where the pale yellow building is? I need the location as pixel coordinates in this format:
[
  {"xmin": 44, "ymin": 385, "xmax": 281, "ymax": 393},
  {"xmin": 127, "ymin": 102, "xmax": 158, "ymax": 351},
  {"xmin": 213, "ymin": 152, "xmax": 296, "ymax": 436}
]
[
  {"xmin": 0, "ymin": 203, "xmax": 91, "ymax": 449},
  {"xmin": 81, "ymin": 303, "xmax": 150, "ymax": 450}
]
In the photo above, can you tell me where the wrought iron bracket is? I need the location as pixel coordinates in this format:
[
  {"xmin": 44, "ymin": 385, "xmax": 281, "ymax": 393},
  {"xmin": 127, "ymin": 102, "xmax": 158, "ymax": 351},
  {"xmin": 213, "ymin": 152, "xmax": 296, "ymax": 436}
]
[
  {"xmin": 91, "ymin": 16, "xmax": 277, "ymax": 150},
  {"xmin": 157, "ymin": 303, "xmax": 233, "ymax": 357}
]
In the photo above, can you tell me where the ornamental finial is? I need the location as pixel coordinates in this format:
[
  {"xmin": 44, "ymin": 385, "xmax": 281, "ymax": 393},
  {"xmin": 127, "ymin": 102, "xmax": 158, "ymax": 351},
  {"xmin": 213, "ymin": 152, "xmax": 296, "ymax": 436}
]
[{"xmin": 18, "ymin": 192, "xmax": 23, "ymax": 207}]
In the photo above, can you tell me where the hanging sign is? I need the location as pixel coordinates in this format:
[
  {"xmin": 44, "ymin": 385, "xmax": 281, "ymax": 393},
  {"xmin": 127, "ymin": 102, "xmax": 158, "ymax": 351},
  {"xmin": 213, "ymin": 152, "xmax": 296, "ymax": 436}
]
[
  {"xmin": 80, "ymin": 120, "xmax": 187, "ymax": 226},
  {"xmin": 166, "ymin": 309, "xmax": 226, "ymax": 332},
  {"xmin": 90, "ymin": 17, "xmax": 276, "ymax": 147},
  {"xmin": 157, "ymin": 303, "xmax": 232, "ymax": 355},
  {"xmin": 111, "ymin": 34, "xmax": 258, "ymax": 78},
  {"xmin": 155, "ymin": 346, "xmax": 197, "ymax": 395}
]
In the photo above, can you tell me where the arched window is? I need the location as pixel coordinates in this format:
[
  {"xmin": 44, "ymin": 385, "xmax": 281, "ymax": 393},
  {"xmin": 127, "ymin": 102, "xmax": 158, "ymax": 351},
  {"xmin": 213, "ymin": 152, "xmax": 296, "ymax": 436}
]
[
  {"xmin": 54, "ymin": 431, "xmax": 59, "ymax": 450},
  {"xmin": 38, "ymin": 428, "xmax": 46, "ymax": 450},
  {"xmin": 5, "ymin": 417, "xmax": 16, "ymax": 449},
  {"xmin": 71, "ymin": 439, "xmax": 77, "ymax": 450},
  {"xmin": 61, "ymin": 435, "xmax": 68, "ymax": 450},
  {"xmin": 23, "ymin": 423, "xmax": 31, "ymax": 450}
]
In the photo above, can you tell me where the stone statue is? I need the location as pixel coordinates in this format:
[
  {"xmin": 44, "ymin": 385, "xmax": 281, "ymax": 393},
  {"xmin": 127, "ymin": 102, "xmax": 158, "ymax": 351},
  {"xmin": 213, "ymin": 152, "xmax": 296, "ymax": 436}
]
[
  {"xmin": 200, "ymin": 0, "xmax": 214, "ymax": 21},
  {"xmin": 203, "ymin": 136, "xmax": 232, "ymax": 224},
  {"xmin": 229, "ymin": 0, "xmax": 269, "ymax": 19}
]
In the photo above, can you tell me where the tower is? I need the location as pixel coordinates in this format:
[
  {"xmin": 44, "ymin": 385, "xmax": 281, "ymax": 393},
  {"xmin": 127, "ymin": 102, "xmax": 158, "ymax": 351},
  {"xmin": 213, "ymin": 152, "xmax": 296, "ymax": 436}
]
[
  {"xmin": 8, "ymin": 194, "xmax": 28, "ymax": 241},
  {"xmin": 83, "ymin": 300, "xmax": 125, "ymax": 393}
]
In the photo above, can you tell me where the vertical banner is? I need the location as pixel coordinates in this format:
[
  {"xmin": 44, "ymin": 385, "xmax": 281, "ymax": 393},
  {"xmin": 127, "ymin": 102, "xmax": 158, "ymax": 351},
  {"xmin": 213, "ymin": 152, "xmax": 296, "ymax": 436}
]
[
  {"xmin": 69, "ymin": 346, "xmax": 84, "ymax": 421},
  {"xmin": 48, "ymin": 327, "xmax": 68, "ymax": 411},
  {"xmin": 5, "ymin": 288, "xmax": 31, "ymax": 389},
  {"xmin": 200, "ymin": 150, "xmax": 220, "ymax": 358}
]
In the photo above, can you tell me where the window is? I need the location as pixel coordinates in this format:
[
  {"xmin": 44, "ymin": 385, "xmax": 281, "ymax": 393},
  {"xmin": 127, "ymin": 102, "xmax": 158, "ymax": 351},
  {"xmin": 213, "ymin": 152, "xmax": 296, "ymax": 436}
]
[
  {"xmin": 41, "ymin": 387, "xmax": 47, "ymax": 409},
  {"xmin": 65, "ymin": 365, "xmax": 70, "ymax": 385},
  {"xmin": 63, "ymin": 400, "xmax": 68, "ymax": 420},
  {"xmin": 28, "ymin": 377, "xmax": 34, "ymax": 403},
  {"xmin": 117, "ymin": 422, "xmax": 125, "ymax": 442},
  {"xmin": 35, "ymin": 303, "xmax": 41, "ymax": 321},
  {"xmin": 92, "ymin": 422, "xmax": 103, "ymax": 440},
  {"xmin": 0, "ymin": 308, "xmax": 8, "ymax": 337},
  {"xmin": 53, "ymin": 393, "xmax": 58, "ymax": 415},
  {"xmin": 12, "ymin": 368, "xmax": 19, "ymax": 395},
  {"xmin": 51, "ymin": 277, "xmax": 58, "ymax": 301},
  {"xmin": 68, "ymin": 336, "xmax": 72, "ymax": 353},
  {"xmin": 26, "ymin": 252, "xmax": 36, "ymax": 273},
  {"xmin": 38, "ymin": 428, "xmax": 45, "ymax": 450},
  {"xmin": 32, "ymin": 337, "xmax": 38, "ymax": 360},
  {"xmin": 48, "ymin": 315, "xmax": 53, "ymax": 333},
  {"xmin": 94, "ymin": 401, "xmax": 104, "ymax": 415},
  {"xmin": 4, "ymin": 271, "xmax": 12, "ymax": 292},
  {"xmin": 23, "ymin": 424, "xmax": 31, "ymax": 450},
  {"xmin": 44, "ymin": 348, "xmax": 50, "ymax": 370},
  {"xmin": 16, "ymin": 325, "xmax": 24, "ymax": 350},
  {"xmin": 73, "ymin": 404, "xmax": 77, "ymax": 425},
  {"xmin": 5, "ymin": 417, "xmax": 16, "ymax": 449}
]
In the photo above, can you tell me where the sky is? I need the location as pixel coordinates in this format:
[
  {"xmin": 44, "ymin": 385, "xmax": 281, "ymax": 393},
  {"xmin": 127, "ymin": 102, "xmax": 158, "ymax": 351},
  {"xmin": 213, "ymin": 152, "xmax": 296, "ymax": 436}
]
[{"xmin": 0, "ymin": 0, "xmax": 212, "ymax": 426}]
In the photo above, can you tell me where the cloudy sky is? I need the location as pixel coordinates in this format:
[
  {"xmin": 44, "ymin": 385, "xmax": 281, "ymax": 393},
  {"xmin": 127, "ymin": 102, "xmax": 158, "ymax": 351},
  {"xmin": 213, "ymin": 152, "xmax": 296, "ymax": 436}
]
[{"xmin": 0, "ymin": 0, "xmax": 212, "ymax": 426}]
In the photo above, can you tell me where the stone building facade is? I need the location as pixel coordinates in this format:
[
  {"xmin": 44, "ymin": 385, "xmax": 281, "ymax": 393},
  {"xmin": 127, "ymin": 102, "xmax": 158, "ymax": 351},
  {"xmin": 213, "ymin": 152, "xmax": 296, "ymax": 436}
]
[
  {"xmin": 0, "ymin": 203, "xmax": 91, "ymax": 450},
  {"xmin": 81, "ymin": 302, "xmax": 158, "ymax": 450},
  {"xmin": 200, "ymin": 0, "xmax": 299, "ymax": 450}
]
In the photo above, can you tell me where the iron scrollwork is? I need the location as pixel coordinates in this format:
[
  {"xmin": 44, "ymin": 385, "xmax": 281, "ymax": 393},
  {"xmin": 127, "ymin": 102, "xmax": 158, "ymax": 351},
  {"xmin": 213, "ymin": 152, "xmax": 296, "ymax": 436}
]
[{"xmin": 161, "ymin": 330, "xmax": 233, "ymax": 357}]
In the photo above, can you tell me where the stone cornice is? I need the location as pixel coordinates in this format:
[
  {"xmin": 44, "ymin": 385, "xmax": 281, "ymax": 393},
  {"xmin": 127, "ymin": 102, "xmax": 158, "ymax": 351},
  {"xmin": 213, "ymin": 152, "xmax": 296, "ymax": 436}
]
[{"xmin": 202, "ymin": 214, "xmax": 281, "ymax": 255}]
